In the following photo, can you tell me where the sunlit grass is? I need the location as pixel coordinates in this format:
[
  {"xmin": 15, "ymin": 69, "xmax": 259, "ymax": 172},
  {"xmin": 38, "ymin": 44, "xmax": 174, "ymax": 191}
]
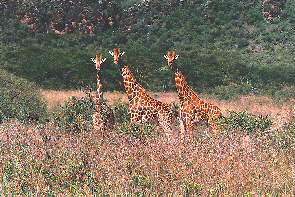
[
  {"xmin": 0, "ymin": 90, "xmax": 294, "ymax": 195},
  {"xmin": 0, "ymin": 117, "xmax": 294, "ymax": 195}
]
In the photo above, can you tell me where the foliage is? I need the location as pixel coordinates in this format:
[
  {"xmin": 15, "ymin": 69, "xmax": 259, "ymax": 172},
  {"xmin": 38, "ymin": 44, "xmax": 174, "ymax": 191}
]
[
  {"xmin": 209, "ymin": 82, "xmax": 256, "ymax": 100},
  {"xmin": 119, "ymin": 122, "xmax": 158, "ymax": 138},
  {"xmin": 0, "ymin": 0, "xmax": 294, "ymax": 92},
  {"xmin": 51, "ymin": 96, "xmax": 154, "ymax": 135},
  {"xmin": 52, "ymin": 96, "xmax": 94, "ymax": 133},
  {"xmin": 51, "ymin": 95, "xmax": 160, "ymax": 137},
  {"xmin": 0, "ymin": 69, "xmax": 47, "ymax": 123},
  {"xmin": 0, "ymin": 119, "xmax": 294, "ymax": 195},
  {"xmin": 112, "ymin": 100, "xmax": 168, "ymax": 139},
  {"xmin": 112, "ymin": 100, "xmax": 129, "ymax": 124},
  {"xmin": 262, "ymin": 85, "xmax": 295, "ymax": 103},
  {"xmin": 272, "ymin": 118, "xmax": 295, "ymax": 149},
  {"xmin": 0, "ymin": 121, "xmax": 103, "ymax": 195},
  {"xmin": 218, "ymin": 111, "xmax": 273, "ymax": 134},
  {"xmin": 132, "ymin": 175, "xmax": 152, "ymax": 189},
  {"xmin": 183, "ymin": 181, "xmax": 203, "ymax": 196}
]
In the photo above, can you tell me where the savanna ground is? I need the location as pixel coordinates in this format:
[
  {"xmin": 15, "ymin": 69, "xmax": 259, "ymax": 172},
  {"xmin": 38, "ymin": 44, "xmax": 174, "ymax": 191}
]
[
  {"xmin": 0, "ymin": 90, "xmax": 294, "ymax": 196},
  {"xmin": 1, "ymin": 0, "xmax": 295, "ymax": 195}
]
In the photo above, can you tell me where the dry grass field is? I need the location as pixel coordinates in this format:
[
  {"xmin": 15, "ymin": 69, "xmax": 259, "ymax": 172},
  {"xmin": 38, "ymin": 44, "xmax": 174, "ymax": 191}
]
[
  {"xmin": 0, "ymin": 90, "xmax": 294, "ymax": 195},
  {"xmin": 41, "ymin": 89, "xmax": 295, "ymax": 129}
]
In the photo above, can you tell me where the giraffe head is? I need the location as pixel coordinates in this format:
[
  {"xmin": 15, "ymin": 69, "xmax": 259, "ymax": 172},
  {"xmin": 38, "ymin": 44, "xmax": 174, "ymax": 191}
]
[
  {"xmin": 109, "ymin": 48, "xmax": 125, "ymax": 65},
  {"xmin": 164, "ymin": 50, "xmax": 179, "ymax": 70},
  {"xmin": 91, "ymin": 52, "xmax": 106, "ymax": 71}
]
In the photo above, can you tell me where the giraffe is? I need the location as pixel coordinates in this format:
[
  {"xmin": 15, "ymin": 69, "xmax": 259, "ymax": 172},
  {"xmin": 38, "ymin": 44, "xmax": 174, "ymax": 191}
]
[
  {"xmin": 109, "ymin": 48, "xmax": 177, "ymax": 139},
  {"xmin": 91, "ymin": 53, "xmax": 115, "ymax": 133},
  {"xmin": 164, "ymin": 50, "xmax": 222, "ymax": 141}
]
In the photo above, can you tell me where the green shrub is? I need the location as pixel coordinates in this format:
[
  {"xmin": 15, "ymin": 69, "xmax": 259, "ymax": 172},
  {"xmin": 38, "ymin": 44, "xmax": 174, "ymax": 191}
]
[
  {"xmin": 263, "ymin": 85, "xmax": 295, "ymax": 103},
  {"xmin": 119, "ymin": 122, "xmax": 158, "ymax": 138},
  {"xmin": 273, "ymin": 118, "xmax": 295, "ymax": 149},
  {"xmin": 218, "ymin": 111, "xmax": 273, "ymax": 134},
  {"xmin": 2, "ymin": 153, "xmax": 41, "ymax": 195},
  {"xmin": 132, "ymin": 175, "xmax": 152, "ymax": 189},
  {"xmin": 2, "ymin": 0, "xmax": 295, "ymax": 92},
  {"xmin": 209, "ymin": 82, "xmax": 255, "ymax": 100},
  {"xmin": 183, "ymin": 182, "xmax": 203, "ymax": 196},
  {"xmin": 52, "ymin": 96, "xmax": 95, "ymax": 133},
  {"xmin": 209, "ymin": 182, "xmax": 227, "ymax": 196},
  {"xmin": 112, "ymin": 100, "xmax": 130, "ymax": 124},
  {"xmin": 0, "ymin": 69, "xmax": 47, "ymax": 123},
  {"xmin": 110, "ymin": 100, "xmax": 159, "ymax": 138},
  {"xmin": 52, "ymin": 95, "xmax": 124, "ymax": 133}
]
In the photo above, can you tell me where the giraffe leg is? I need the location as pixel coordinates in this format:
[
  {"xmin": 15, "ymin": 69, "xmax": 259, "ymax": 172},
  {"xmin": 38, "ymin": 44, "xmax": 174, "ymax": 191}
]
[
  {"xmin": 179, "ymin": 118, "xmax": 185, "ymax": 139},
  {"xmin": 181, "ymin": 114, "xmax": 194, "ymax": 145},
  {"xmin": 93, "ymin": 113, "xmax": 104, "ymax": 131},
  {"xmin": 178, "ymin": 112, "xmax": 187, "ymax": 145},
  {"xmin": 158, "ymin": 113, "xmax": 175, "ymax": 143},
  {"xmin": 208, "ymin": 117, "xmax": 219, "ymax": 137},
  {"xmin": 184, "ymin": 120, "xmax": 194, "ymax": 144}
]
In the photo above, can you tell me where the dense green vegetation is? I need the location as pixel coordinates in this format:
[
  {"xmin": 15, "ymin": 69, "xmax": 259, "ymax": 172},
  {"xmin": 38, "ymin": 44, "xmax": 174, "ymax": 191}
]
[
  {"xmin": 52, "ymin": 95, "xmax": 95, "ymax": 133},
  {"xmin": 0, "ymin": 0, "xmax": 294, "ymax": 95},
  {"xmin": 0, "ymin": 69, "xmax": 47, "ymax": 123}
]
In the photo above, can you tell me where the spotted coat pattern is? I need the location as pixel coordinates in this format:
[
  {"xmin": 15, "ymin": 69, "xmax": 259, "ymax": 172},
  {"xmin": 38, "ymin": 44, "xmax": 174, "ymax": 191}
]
[
  {"xmin": 110, "ymin": 48, "xmax": 177, "ymax": 136},
  {"xmin": 91, "ymin": 53, "xmax": 114, "ymax": 132},
  {"xmin": 165, "ymin": 50, "xmax": 222, "ymax": 140}
]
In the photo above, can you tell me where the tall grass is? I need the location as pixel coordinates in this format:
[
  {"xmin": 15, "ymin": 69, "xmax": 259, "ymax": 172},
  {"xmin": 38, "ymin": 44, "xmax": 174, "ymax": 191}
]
[{"xmin": 0, "ymin": 113, "xmax": 294, "ymax": 195}]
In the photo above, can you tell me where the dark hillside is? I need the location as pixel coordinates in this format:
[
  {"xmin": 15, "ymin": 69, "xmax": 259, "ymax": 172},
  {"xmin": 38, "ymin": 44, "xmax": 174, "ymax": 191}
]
[{"xmin": 0, "ymin": 0, "xmax": 294, "ymax": 94}]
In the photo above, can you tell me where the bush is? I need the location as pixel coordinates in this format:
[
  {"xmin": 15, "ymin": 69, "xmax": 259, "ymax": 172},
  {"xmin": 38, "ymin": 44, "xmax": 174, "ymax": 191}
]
[
  {"xmin": 2, "ymin": 0, "xmax": 295, "ymax": 92},
  {"xmin": 52, "ymin": 96, "xmax": 95, "ymax": 133},
  {"xmin": 118, "ymin": 122, "xmax": 158, "ymax": 138},
  {"xmin": 52, "ymin": 96, "xmax": 129, "ymax": 134},
  {"xmin": 209, "ymin": 82, "xmax": 256, "ymax": 100},
  {"xmin": 183, "ymin": 182, "xmax": 203, "ymax": 196},
  {"xmin": 132, "ymin": 175, "xmax": 152, "ymax": 189},
  {"xmin": 218, "ymin": 111, "xmax": 273, "ymax": 134},
  {"xmin": 263, "ymin": 85, "xmax": 295, "ymax": 103},
  {"xmin": 112, "ymin": 100, "xmax": 129, "ymax": 124},
  {"xmin": 113, "ymin": 100, "xmax": 159, "ymax": 138},
  {"xmin": 0, "ymin": 121, "xmax": 103, "ymax": 196},
  {"xmin": 272, "ymin": 118, "xmax": 295, "ymax": 149},
  {"xmin": 0, "ymin": 119, "xmax": 294, "ymax": 195},
  {"xmin": 0, "ymin": 69, "xmax": 47, "ymax": 123}
]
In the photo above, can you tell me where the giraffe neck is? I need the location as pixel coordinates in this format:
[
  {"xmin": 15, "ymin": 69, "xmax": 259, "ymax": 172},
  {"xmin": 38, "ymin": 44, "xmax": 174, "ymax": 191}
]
[
  {"xmin": 174, "ymin": 69, "xmax": 200, "ymax": 104},
  {"xmin": 121, "ymin": 65, "xmax": 146, "ymax": 102},
  {"xmin": 95, "ymin": 68, "xmax": 103, "ymax": 112}
]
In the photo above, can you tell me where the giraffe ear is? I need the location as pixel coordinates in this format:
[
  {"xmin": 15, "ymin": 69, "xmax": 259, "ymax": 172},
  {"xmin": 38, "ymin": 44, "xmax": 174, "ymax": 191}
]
[
  {"xmin": 91, "ymin": 58, "xmax": 96, "ymax": 64},
  {"xmin": 164, "ymin": 55, "xmax": 168, "ymax": 59},
  {"xmin": 101, "ymin": 58, "xmax": 106, "ymax": 63},
  {"xmin": 175, "ymin": 55, "xmax": 179, "ymax": 60},
  {"xmin": 109, "ymin": 50, "xmax": 114, "ymax": 56},
  {"xmin": 120, "ymin": 51, "xmax": 125, "ymax": 56}
]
